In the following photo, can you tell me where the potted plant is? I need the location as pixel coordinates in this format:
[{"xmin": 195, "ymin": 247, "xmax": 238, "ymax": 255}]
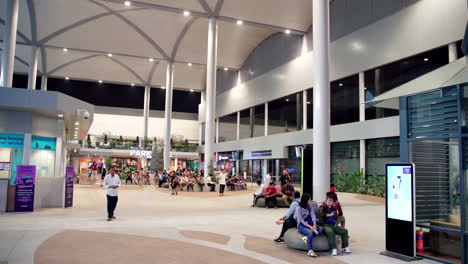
[
  {"xmin": 143, "ymin": 137, "xmax": 151, "ymax": 149},
  {"xmin": 109, "ymin": 139, "xmax": 117, "ymax": 149},
  {"xmin": 95, "ymin": 141, "xmax": 101, "ymax": 148},
  {"xmin": 124, "ymin": 141, "xmax": 133, "ymax": 149}
]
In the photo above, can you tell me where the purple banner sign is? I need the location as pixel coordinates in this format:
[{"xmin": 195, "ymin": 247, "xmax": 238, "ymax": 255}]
[
  {"xmin": 15, "ymin": 165, "xmax": 36, "ymax": 212},
  {"xmin": 65, "ymin": 166, "xmax": 74, "ymax": 208}
]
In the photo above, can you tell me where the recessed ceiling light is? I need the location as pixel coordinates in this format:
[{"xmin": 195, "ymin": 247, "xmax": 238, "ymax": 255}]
[
  {"xmin": 237, "ymin": 20, "xmax": 243, "ymax": 25},
  {"xmin": 65, "ymin": 77, "xmax": 69, "ymax": 80},
  {"xmin": 63, "ymin": 48, "xmax": 68, "ymax": 52},
  {"xmin": 148, "ymin": 58, "xmax": 154, "ymax": 62},
  {"xmin": 161, "ymin": 86, "xmax": 165, "ymax": 89},
  {"xmin": 285, "ymin": 99, "xmax": 290, "ymax": 102},
  {"xmin": 190, "ymin": 89, "xmax": 194, "ymax": 92},
  {"xmin": 124, "ymin": 1, "xmax": 131, "ymax": 6},
  {"xmin": 187, "ymin": 63, "xmax": 192, "ymax": 67},
  {"xmin": 131, "ymin": 83, "xmax": 135, "ymax": 86},
  {"xmin": 307, "ymin": 101, "xmax": 311, "ymax": 104},
  {"xmin": 339, "ymin": 83, "xmax": 343, "ymax": 86},
  {"xmin": 285, "ymin": 29, "xmax": 291, "ymax": 34},
  {"xmin": 183, "ymin": 10, "xmax": 190, "ymax": 16},
  {"xmin": 75, "ymin": 122, "xmax": 79, "ymax": 125},
  {"xmin": 224, "ymin": 67, "xmax": 228, "ymax": 71},
  {"xmin": 107, "ymin": 53, "xmax": 112, "ymax": 57},
  {"xmin": 58, "ymin": 114, "xmax": 63, "ymax": 118},
  {"xmin": 74, "ymin": 127, "xmax": 78, "ymax": 130},
  {"xmin": 98, "ymin": 80, "xmax": 103, "ymax": 83},
  {"xmin": 424, "ymin": 58, "xmax": 429, "ymax": 61}
]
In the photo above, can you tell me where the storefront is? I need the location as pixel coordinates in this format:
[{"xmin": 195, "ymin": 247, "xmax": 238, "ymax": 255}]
[{"xmin": 217, "ymin": 151, "xmax": 240, "ymax": 175}]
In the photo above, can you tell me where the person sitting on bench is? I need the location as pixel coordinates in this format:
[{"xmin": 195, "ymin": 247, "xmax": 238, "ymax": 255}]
[
  {"xmin": 252, "ymin": 180, "xmax": 265, "ymax": 206},
  {"xmin": 274, "ymin": 191, "xmax": 301, "ymax": 243},
  {"xmin": 319, "ymin": 194, "xmax": 351, "ymax": 256},
  {"xmin": 265, "ymin": 182, "xmax": 278, "ymax": 208}
]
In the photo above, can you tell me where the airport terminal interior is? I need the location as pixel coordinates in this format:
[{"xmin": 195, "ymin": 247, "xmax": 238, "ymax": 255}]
[{"xmin": 0, "ymin": 0, "xmax": 468, "ymax": 263}]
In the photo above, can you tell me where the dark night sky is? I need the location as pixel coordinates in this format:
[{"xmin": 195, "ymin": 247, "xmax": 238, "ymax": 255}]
[{"xmin": 12, "ymin": 74, "xmax": 201, "ymax": 113}]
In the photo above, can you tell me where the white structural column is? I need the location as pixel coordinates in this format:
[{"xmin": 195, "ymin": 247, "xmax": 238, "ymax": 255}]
[
  {"xmin": 204, "ymin": 17, "xmax": 218, "ymax": 179},
  {"xmin": 359, "ymin": 72, "xmax": 366, "ymax": 174},
  {"xmin": 40, "ymin": 75, "xmax": 48, "ymax": 91},
  {"xmin": 215, "ymin": 118, "xmax": 219, "ymax": 143},
  {"xmin": 236, "ymin": 111, "xmax": 240, "ymax": 140},
  {"xmin": 143, "ymin": 85, "xmax": 150, "ymax": 140},
  {"xmin": 27, "ymin": 46, "xmax": 39, "ymax": 90},
  {"xmin": 303, "ymin": 90, "xmax": 307, "ymax": 130},
  {"xmin": 199, "ymin": 123, "xmax": 203, "ymax": 145},
  {"xmin": 23, "ymin": 133, "xmax": 32, "ymax": 165},
  {"xmin": 163, "ymin": 63, "xmax": 174, "ymax": 170},
  {"xmin": 0, "ymin": 0, "xmax": 19, "ymax": 87},
  {"xmin": 312, "ymin": 0, "xmax": 331, "ymax": 201},
  {"xmin": 449, "ymin": 43, "xmax": 458, "ymax": 63},
  {"xmin": 264, "ymin": 102, "xmax": 268, "ymax": 136}
]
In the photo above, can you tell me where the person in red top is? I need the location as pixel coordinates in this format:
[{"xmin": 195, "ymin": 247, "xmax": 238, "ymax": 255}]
[
  {"xmin": 322, "ymin": 191, "xmax": 345, "ymax": 227},
  {"xmin": 265, "ymin": 182, "xmax": 278, "ymax": 208},
  {"xmin": 330, "ymin": 183, "xmax": 336, "ymax": 193}
]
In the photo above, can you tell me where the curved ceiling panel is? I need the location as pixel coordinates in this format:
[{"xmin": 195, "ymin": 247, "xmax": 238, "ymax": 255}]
[
  {"xmin": 149, "ymin": 63, "xmax": 166, "ymax": 87},
  {"xmin": 34, "ymin": 0, "xmax": 104, "ymax": 42},
  {"xmin": 217, "ymin": 20, "xmax": 276, "ymax": 69},
  {"xmin": 46, "ymin": 15, "xmax": 163, "ymax": 59},
  {"xmin": 174, "ymin": 18, "xmax": 208, "ymax": 65},
  {"xmin": 139, "ymin": 0, "xmax": 205, "ymax": 13},
  {"xmin": 52, "ymin": 55, "xmax": 143, "ymax": 85},
  {"xmin": 119, "ymin": 55, "xmax": 156, "ymax": 84},
  {"xmin": 220, "ymin": 0, "xmax": 312, "ymax": 31},
  {"xmin": 44, "ymin": 48, "xmax": 100, "ymax": 75},
  {"xmin": 13, "ymin": 44, "xmax": 32, "ymax": 73},
  {"xmin": 121, "ymin": 9, "xmax": 189, "ymax": 57},
  {"xmin": 0, "ymin": 0, "xmax": 32, "ymax": 42},
  {"xmin": 173, "ymin": 63, "xmax": 205, "ymax": 91}
]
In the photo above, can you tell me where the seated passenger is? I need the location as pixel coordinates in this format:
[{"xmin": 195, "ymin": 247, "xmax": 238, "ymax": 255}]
[
  {"xmin": 252, "ymin": 180, "xmax": 265, "ymax": 207},
  {"xmin": 265, "ymin": 182, "xmax": 278, "ymax": 208},
  {"xmin": 274, "ymin": 191, "xmax": 301, "ymax": 243},
  {"xmin": 159, "ymin": 171, "xmax": 168, "ymax": 187},
  {"xmin": 281, "ymin": 180, "xmax": 295, "ymax": 205},
  {"xmin": 206, "ymin": 176, "xmax": 216, "ymax": 192},
  {"xmin": 319, "ymin": 194, "xmax": 351, "ymax": 256},
  {"xmin": 227, "ymin": 176, "xmax": 235, "ymax": 191},
  {"xmin": 186, "ymin": 176, "xmax": 195, "ymax": 192},
  {"xmin": 294, "ymin": 193, "xmax": 322, "ymax": 257},
  {"xmin": 322, "ymin": 191, "xmax": 345, "ymax": 227},
  {"xmin": 196, "ymin": 175, "xmax": 205, "ymax": 191}
]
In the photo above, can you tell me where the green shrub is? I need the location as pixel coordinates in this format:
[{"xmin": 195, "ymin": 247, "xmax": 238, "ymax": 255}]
[
  {"xmin": 95, "ymin": 141, "xmax": 101, "ymax": 148},
  {"xmin": 123, "ymin": 141, "xmax": 133, "ymax": 149},
  {"xmin": 109, "ymin": 139, "xmax": 117, "ymax": 149},
  {"xmin": 336, "ymin": 169, "xmax": 385, "ymax": 198}
]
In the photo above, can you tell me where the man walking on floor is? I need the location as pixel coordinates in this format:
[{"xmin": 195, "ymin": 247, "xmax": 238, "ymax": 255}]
[{"xmin": 103, "ymin": 167, "xmax": 121, "ymax": 221}]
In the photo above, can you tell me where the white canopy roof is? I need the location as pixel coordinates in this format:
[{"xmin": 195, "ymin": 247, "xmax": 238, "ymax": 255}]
[
  {"xmin": 0, "ymin": 0, "xmax": 312, "ymax": 91},
  {"xmin": 367, "ymin": 56, "xmax": 468, "ymax": 110}
]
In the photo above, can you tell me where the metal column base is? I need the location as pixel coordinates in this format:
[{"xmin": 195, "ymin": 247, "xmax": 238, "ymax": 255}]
[{"xmin": 380, "ymin": 251, "xmax": 423, "ymax": 262}]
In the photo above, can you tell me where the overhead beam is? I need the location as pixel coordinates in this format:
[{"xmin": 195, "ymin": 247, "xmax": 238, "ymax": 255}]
[
  {"xmin": 171, "ymin": 17, "xmax": 198, "ymax": 60},
  {"xmin": 213, "ymin": 0, "xmax": 224, "ymax": 16},
  {"xmin": 198, "ymin": 0, "xmax": 213, "ymax": 15},
  {"xmin": 98, "ymin": 0, "xmax": 305, "ymax": 34}
]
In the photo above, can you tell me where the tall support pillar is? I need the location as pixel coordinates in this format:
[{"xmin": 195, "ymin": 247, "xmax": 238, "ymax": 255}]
[
  {"xmin": 264, "ymin": 102, "xmax": 268, "ymax": 136},
  {"xmin": 303, "ymin": 90, "xmax": 307, "ymax": 130},
  {"xmin": 27, "ymin": 46, "xmax": 39, "ymax": 90},
  {"xmin": 359, "ymin": 72, "xmax": 366, "ymax": 174},
  {"xmin": 312, "ymin": 0, "xmax": 331, "ymax": 201},
  {"xmin": 23, "ymin": 133, "xmax": 32, "ymax": 165},
  {"xmin": 199, "ymin": 123, "xmax": 203, "ymax": 145},
  {"xmin": 236, "ymin": 111, "xmax": 240, "ymax": 140},
  {"xmin": 215, "ymin": 118, "xmax": 219, "ymax": 143},
  {"xmin": 40, "ymin": 75, "xmax": 48, "ymax": 91},
  {"xmin": 204, "ymin": 17, "xmax": 218, "ymax": 179},
  {"xmin": 163, "ymin": 63, "xmax": 174, "ymax": 170},
  {"xmin": 143, "ymin": 85, "xmax": 150, "ymax": 141},
  {"xmin": 449, "ymin": 43, "xmax": 458, "ymax": 63},
  {"xmin": 0, "ymin": 0, "xmax": 19, "ymax": 87}
]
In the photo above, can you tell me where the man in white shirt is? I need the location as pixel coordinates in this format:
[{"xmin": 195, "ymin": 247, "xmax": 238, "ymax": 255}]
[
  {"xmin": 205, "ymin": 176, "xmax": 216, "ymax": 192},
  {"xmin": 103, "ymin": 167, "xmax": 121, "ymax": 221},
  {"xmin": 252, "ymin": 180, "xmax": 265, "ymax": 207}
]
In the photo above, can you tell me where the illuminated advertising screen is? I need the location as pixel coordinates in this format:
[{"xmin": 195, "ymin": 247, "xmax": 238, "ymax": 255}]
[{"xmin": 386, "ymin": 165, "xmax": 413, "ymax": 221}]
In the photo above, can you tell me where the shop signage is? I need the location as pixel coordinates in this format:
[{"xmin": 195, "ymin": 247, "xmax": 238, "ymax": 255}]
[
  {"xmin": 129, "ymin": 150, "xmax": 152, "ymax": 159},
  {"xmin": 32, "ymin": 136, "xmax": 56, "ymax": 151},
  {"xmin": 64, "ymin": 166, "xmax": 74, "ymax": 208},
  {"xmin": 252, "ymin": 150, "xmax": 272, "ymax": 157},
  {"xmin": 0, "ymin": 134, "xmax": 24, "ymax": 149},
  {"xmin": 218, "ymin": 155, "xmax": 230, "ymax": 161},
  {"xmin": 15, "ymin": 165, "xmax": 36, "ymax": 212},
  {"xmin": 0, "ymin": 162, "xmax": 10, "ymax": 171}
]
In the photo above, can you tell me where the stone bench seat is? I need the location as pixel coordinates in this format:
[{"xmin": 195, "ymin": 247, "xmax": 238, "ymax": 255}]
[
  {"xmin": 284, "ymin": 228, "xmax": 330, "ymax": 252},
  {"xmin": 254, "ymin": 197, "xmax": 289, "ymax": 208}
]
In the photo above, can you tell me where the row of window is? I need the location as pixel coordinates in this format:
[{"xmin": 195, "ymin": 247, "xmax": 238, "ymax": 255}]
[{"xmin": 206, "ymin": 42, "xmax": 463, "ymax": 143}]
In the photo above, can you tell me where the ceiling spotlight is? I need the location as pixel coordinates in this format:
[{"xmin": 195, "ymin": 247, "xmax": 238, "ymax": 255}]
[
  {"xmin": 190, "ymin": 89, "xmax": 194, "ymax": 92},
  {"xmin": 161, "ymin": 86, "xmax": 165, "ymax": 89},
  {"xmin": 107, "ymin": 53, "xmax": 112, "ymax": 57},
  {"xmin": 58, "ymin": 114, "xmax": 63, "ymax": 118},
  {"xmin": 63, "ymin": 48, "xmax": 68, "ymax": 52},
  {"xmin": 148, "ymin": 58, "xmax": 154, "ymax": 62},
  {"xmin": 65, "ymin": 77, "xmax": 69, "ymax": 80},
  {"xmin": 237, "ymin": 20, "xmax": 243, "ymax": 25},
  {"xmin": 124, "ymin": 1, "xmax": 131, "ymax": 6},
  {"xmin": 285, "ymin": 99, "xmax": 290, "ymax": 102},
  {"xmin": 183, "ymin": 10, "xmax": 190, "ymax": 16},
  {"xmin": 307, "ymin": 101, "xmax": 311, "ymax": 104},
  {"xmin": 187, "ymin": 62, "xmax": 192, "ymax": 67},
  {"xmin": 75, "ymin": 122, "xmax": 79, "ymax": 125},
  {"xmin": 131, "ymin": 83, "xmax": 135, "ymax": 86},
  {"xmin": 424, "ymin": 58, "xmax": 429, "ymax": 61},
  {"xmin": 285, "ymin": 29, "xmax": 291, "ymax": 34},
  {"xmin": 98, "ymin": 80, "xmax": 103, "ymax": 83},
  {"xmin": 339, "ymin": 83, "xmax": 343, "ymax": 86},
  {"xmin": 224, "ymin": 67, "xmax": 228, "ymax": 71}
]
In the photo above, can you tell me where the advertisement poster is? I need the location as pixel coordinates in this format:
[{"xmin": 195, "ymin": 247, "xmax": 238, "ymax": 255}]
[
  {"xmin": 15, "ymin": 165, "xmax": 36, "ymax": 212},
  {"xmin": 387, "ymin": 165, "xmax": 413, "ymax": 221},
  {"xmin": 0, "ymin": 133, "xmax": 24, "ymax": 149},
  {"xmin": 32, "ymin": 136, "xmax": 56, "ymax": 151},
  {"xmin": 65, "ymin": 166, "xmax": 74, "ymax": 208}
]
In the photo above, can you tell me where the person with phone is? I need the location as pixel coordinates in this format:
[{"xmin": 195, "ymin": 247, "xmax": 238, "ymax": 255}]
[
  {"xmin": 294, "ymin": 193, "xmax": 322, "ymax": 257},
  {"xmin": 319, "ymin": 195, "xmax": 350, "ymax": 256},
  {"xmin": 103, "ymin": 167, "xmax": 121, "ymax": 221}
]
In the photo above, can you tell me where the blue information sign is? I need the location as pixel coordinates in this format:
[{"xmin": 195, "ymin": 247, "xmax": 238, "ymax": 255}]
[
  {"xmin": 0, "ymin": 134, "xmax": 24, "ymax": 149},
  {"xmin": 32, "ymin": 136, "xmax": 56, "ymax": 151}
]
